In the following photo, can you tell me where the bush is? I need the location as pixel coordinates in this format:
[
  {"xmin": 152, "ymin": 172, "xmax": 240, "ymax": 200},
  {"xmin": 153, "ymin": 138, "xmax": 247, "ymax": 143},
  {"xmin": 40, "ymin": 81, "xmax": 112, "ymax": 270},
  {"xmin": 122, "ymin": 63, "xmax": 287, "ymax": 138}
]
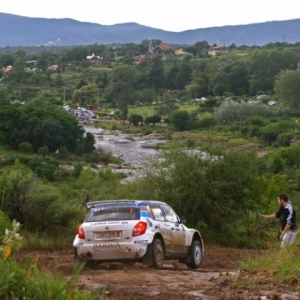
[
  {"xmin": 128, "ymin": 114, "xmax": 143, "ymax": 126},
  {"xmin": 169, "ymin": 110, "xmax": 191, "ymax": 131},
  {"xmin": 269, "ymin": 152, "xmax": 285, "ymax": 174},
  {"xmin": 0, "ymin": 222, "xmax": 98, "ymax": 299},
  {"xmin": 145, "ymin": 115, "xmax": 161, "ymax": 126},
  {"xmin": 0, "ymin": 259, "xmax": 101, "ymax": 299},
  {"xmin": 19, "ymin": 142, "xmax": 33, "ymax": 153},
  {"xmin": 260, "ymin": 120, "xmax": 300, "ymax": 145},
  {"xmin": 276, "ymin": 132, "xmax": 293, "ymax": 147},
  {"xmin": 194, "ymin": 116, "xmax": 217, "ymax": 129},
  {"xmin": 214, "ymin": 100, "xmax": 287, "ymax": 123},
  {"xmin": 278, "ymin": 145, "xmax": 300, "ymax": 168},
  {"xmin": 0, "ymin": 211, "xmax": 12, "ymax": 236},
  {"xmin": 119, "ymin": 146, "xmax": 265, "ymax": 245}
]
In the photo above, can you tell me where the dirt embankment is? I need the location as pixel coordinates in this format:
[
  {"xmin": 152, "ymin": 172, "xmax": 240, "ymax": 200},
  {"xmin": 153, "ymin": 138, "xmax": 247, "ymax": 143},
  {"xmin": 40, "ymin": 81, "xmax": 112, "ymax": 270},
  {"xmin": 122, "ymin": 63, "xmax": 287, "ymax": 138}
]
[{"xmin": 18, "ymin": 246, "xmax": 299, "ymax": 300}]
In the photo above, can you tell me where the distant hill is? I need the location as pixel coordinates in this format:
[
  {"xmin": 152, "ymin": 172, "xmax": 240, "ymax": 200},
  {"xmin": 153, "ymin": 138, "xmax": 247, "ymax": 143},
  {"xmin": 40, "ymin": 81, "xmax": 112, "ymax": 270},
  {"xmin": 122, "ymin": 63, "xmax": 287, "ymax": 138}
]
[{"xmin": 1, "ymin": 12, "xmax": 300, "ymax": 47}]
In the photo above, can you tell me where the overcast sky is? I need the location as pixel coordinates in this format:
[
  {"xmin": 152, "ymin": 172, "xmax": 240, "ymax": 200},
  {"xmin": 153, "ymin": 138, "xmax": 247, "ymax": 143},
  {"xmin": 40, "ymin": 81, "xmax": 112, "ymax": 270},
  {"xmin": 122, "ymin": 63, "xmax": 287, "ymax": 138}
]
[{"xmin": 1, "ymin": 0, "xmax": 299, "ymax": 32}]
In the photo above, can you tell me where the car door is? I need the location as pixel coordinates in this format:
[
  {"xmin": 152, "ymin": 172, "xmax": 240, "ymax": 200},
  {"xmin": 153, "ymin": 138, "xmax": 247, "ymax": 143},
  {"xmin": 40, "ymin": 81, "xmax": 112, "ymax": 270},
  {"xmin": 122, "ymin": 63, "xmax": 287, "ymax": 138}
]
[
  {"xmin": 150, "ymin": 206, "xmax": 173, "ymax": 253},
  {"xmin": 161, "ymin": 204, "xmax": 186, "ymax": 254}
]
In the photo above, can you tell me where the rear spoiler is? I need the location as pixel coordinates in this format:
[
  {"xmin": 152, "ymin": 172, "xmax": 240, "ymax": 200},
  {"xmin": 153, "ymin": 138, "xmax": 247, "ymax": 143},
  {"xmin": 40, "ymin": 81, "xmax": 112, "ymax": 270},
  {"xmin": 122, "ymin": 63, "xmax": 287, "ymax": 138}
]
[{"xmin": 86, "ymin": 200, "xmax": 138, "ymax": 210}]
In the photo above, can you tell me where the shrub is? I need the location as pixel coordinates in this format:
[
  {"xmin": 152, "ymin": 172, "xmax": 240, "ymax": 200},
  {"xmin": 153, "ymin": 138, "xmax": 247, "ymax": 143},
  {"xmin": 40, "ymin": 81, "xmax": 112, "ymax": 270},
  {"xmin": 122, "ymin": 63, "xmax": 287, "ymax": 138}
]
[
  {"xmin": 276, "ymin": 132, "xmax": 293, "ymax": 147},
  {"xmin": 0, "ymin": 222, "xmax": 99, "ymax": 299},
  {"xmin": 260, "ymin": 120, "xmax": 300, "ymax": 145},
  {"xmin": 128, "ymin": 114, "xmax": 143, "ymax": 126},
  {"xmin": 119, "ymin": 146, "xmax": 265, "ymax": 245},
  {"xmin": 145, "ymin": 115, "xmax": 161, "ymax": 126},
  {"xmin": 0, "ymin": 211, "xmax": 12, "ymax": 236},
  {"xmin": 269, "ymin": 152, "xmax": 285, "ymax": 174},
  {"xmin": 214, "ymin": 100, "xmax": 287, "ymax": 123},
  {"xmin": 19, "ymin": 142, "xmax": 33, "ymax": 153},
  {"xmin": 278, "ymin": 145, "xmax": 300, "ymax": 168},
  {"xmin": 169, "ymin": 110, "xmax": 191, "ymax": 131},
  {"xmin": 194, "ymin": 116, "xmax": 217, "ymax": 129}
]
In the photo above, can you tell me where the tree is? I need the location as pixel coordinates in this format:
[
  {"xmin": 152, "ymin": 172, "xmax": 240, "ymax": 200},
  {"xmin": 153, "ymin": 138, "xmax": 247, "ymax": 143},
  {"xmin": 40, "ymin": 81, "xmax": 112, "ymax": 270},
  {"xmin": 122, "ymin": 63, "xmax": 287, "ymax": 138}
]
[
  {"xmin": 186, "ymin": 83, "xmax": 201, "ymax": 99},
  {"xmin": 0, "ymin": 86, "xmax": 9, "ymax": 103},
  {"xmin": 145, "ymin": 115, "xmax": 161, "ymax": 126},
  {"xmin": 0, "ymin": 160, "xmax": 36, "ymax": 225},
  {"xmin": 275, "ymin": 69, "xmax": 300, "ymax": 109},
  {"xmin": 156, "ymin": 105, "xmax": 172, "ymax": 119},
  {"xmin": 176, "ymin": 62, "xmax": 192, "ymax": 90},
  {"xmin": 228, "ymin": 62, "xmax": 249, "ymax": 95},
  {"xmin": 72, "ymin": 83, "xmax": 98, "ymax": 106},
  {"xmin": 31, "ymin": 117, "xmax": 64, "ymax": 152},
  {"xmin": 6, "ymin": 57, "xmax": 29, "ymax": 84},
  {"xmin": 76, "ymin": 79, "xmax": 88, "ymax": 90},
  {"xmin": 119, "ymin": 146, "xmax": 264, "ymax": 243},
  {"xmin": 51, "ymin": 74, "xmax": 64, "ymax": 87},
  {"xmin": 105, "ymin": 66, "xmax": 138, "ymax": 118},
  {"xmin": 128, "ymin": 114, "xmax": 143, "ymax": 126},
  {"xmin": 38, "ymin": 146, "xmax": 49, "ymax": 159},
  {"xmin": 139, "ymin": 89, "xmax": 155, "ymax": 104},
  {"xmin": 19, "ymin": 142, "xmax": 33, "ymax": 153},
  {"xmin": 149, "ymin": 56, "xmax": 164, "ymax": 94},
  {"xmin": 269, "ymin": 152, "xmax": 285, "ymax": 174},
  {"xmin": 165, "ymin": 65, "xmax": 179, "ymax": 90},
  {"xmin": 170, "ymin": 110, "xmax": 191, "ymax": 131},
  {"xmin": 83, "ymin": 132, "xmax": 95, "ymax": 154},
  {"xmin": 9, "ymin": 128, "xmax": 21, "ymax": 150},
  {"xmin": 249, "ymin": 49, "xmax": 298, "ymax": 94}
]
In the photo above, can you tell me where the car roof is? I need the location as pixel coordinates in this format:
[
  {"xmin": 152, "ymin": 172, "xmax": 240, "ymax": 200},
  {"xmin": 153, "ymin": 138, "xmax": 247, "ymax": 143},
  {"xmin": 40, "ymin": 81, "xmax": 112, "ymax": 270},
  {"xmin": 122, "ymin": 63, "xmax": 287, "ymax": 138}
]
[{"xmin": 86, "ymin": 200, "xmax": 166, "ymax": 210}]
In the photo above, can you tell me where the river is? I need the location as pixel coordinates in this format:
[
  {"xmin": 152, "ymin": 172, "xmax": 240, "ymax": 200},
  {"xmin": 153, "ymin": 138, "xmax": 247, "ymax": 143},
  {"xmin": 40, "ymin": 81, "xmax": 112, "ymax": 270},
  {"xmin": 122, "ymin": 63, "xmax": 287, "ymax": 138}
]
[{"xmin": 84, "ymin": 125, "xmax": 159, "ymax": 168}]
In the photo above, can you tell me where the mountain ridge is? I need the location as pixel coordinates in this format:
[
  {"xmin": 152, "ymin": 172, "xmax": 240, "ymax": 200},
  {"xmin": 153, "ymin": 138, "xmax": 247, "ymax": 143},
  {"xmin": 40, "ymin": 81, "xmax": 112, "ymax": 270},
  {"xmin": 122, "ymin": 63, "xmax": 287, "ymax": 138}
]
[{"xmin": 0, "ymin": 12, "xmax": 299, "ymax": 46}]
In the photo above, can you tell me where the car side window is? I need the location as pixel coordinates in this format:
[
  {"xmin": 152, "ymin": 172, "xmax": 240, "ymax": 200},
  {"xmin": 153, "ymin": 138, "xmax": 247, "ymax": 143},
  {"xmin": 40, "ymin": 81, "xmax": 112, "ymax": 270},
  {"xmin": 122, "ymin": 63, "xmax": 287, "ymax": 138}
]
[
  {"xmin": 151, "ymin": 207, "xmax": 165, "ymax": 221},
  {"xmin": 161, "ymin": 204, "xmax": 179, "ymax": 223}
]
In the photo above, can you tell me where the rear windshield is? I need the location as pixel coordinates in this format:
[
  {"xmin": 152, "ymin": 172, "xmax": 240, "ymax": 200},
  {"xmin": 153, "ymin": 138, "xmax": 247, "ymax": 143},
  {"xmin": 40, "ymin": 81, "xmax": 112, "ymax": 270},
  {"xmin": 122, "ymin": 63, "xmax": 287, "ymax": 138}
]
[{"xmin": 86, "ymin": 204, "xmax": 140, "ymax": 222}]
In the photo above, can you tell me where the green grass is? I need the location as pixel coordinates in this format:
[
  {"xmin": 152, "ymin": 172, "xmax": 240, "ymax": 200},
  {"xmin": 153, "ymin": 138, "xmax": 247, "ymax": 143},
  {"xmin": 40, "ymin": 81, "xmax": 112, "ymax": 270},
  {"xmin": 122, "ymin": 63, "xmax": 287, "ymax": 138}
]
[
  {"xmin": 0, "ymin": 258, "xmax": 108, "ymax": 299},
  {"xmin": 128, "ymin": 105, "xmax": 157, "ymax": 118},
  {"xmin": 240, "ymin": 242, "xmax": 300, "ymax": 289},
  {"xmin": 127, "ymin": 102, "xmax": 200, "ymax": 119},
  {"xmin": 21, "ymin": 231, "xmax": 75, "ymax": 249}
]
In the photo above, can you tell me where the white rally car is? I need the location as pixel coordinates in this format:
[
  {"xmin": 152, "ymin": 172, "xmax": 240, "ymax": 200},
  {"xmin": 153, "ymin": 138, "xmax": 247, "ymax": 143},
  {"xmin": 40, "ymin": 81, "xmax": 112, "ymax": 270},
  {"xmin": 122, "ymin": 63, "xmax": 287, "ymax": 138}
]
[{"xmin": 73, "ymin": 200, "xmax": 204, "ymax": 269}]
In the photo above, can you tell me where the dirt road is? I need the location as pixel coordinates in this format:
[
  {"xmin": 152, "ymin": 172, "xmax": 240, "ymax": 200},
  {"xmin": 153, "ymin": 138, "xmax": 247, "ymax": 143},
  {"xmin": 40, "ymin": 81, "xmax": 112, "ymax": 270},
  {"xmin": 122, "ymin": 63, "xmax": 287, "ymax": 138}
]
[{"xmin": 18, "ymin": 247, "xmax": 299, "ymax": 300}]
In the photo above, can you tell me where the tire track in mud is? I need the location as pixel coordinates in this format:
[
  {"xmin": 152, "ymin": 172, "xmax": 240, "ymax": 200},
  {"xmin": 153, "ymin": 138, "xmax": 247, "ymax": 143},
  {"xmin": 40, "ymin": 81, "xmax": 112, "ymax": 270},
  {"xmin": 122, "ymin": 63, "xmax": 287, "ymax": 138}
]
[{"xmin": 17, "ymin": 247, "xmax": 299, "ymax": 300}]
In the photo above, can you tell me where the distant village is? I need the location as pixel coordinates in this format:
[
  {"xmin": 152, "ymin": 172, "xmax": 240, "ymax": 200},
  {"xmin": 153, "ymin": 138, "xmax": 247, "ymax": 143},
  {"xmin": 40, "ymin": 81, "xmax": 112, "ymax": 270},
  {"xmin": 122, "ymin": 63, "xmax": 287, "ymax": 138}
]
[{"xmin": 1, "ymin": 43, "xmax": 223, "ymax": 74}]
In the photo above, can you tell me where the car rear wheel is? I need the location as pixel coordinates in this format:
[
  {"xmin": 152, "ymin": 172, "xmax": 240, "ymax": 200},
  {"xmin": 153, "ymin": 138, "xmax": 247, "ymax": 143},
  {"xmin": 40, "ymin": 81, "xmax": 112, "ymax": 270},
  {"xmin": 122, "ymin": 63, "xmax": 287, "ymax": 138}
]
[
  {"xmin": 152, "ymin": 239, "xmax": 164, "ymax": 269},
  {"xmin": 187, "ymin": 240, "xmax": 202, "ymax": 269}
]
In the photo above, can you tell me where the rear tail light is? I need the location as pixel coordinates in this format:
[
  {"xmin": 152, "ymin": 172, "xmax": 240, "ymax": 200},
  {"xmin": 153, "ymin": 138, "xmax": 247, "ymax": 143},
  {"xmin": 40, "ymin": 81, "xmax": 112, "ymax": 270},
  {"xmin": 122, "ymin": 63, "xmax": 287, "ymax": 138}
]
[
  {"xmin": 132, "ymin": 221, "xmax": 147, "ymax": 237},
  {"xmin": 78, "ymin": 225, "xmax": 85, "ymax": 239}
]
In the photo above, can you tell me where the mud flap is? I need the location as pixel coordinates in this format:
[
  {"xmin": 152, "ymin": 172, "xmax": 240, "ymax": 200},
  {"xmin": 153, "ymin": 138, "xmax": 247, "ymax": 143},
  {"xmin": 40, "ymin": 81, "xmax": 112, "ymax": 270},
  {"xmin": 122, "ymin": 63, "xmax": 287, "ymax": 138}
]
[
  {"xmin": 142, "ymin": 243, "xmax": 153, "ymax": 266},
  {"xmin": 179, "ymin": 245, "xmax": 191, "ymax": 265},
  {"xmin": 179, "ymin": 257, "xmax": 190, "ymax": 264}
]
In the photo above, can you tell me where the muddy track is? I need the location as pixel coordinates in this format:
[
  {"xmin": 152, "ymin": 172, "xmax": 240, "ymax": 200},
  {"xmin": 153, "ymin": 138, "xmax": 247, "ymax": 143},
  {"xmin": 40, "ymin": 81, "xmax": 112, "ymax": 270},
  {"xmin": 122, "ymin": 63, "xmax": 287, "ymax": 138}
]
[{"xmin": 18, "ymin": 247, "xmax": 299, "ymax": 300}]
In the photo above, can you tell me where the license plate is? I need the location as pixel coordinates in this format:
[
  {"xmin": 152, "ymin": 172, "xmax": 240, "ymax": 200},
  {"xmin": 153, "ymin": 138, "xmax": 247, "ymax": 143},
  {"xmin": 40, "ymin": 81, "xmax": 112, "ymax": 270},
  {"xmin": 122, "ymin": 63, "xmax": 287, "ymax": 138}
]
[{"xmin": 95, "ymin": 231, "xmax": 121, "ymax": 239}]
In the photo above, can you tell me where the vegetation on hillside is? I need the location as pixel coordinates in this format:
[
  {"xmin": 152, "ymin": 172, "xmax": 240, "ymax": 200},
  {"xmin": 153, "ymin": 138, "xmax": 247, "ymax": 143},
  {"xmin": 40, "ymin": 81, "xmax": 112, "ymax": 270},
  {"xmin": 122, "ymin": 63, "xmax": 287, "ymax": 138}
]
[{"xmin": 1, "ymin": 40, "xmax": 300, "ymax": 295}]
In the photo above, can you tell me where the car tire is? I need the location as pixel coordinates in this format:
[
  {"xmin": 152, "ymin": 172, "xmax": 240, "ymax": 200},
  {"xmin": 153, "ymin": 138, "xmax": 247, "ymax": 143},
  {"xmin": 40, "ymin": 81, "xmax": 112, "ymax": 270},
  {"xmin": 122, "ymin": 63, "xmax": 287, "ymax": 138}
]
[
  {"xmin": 152, "ymin": 239, "xmax": 164, "ymax": 269},
  {"xmin": 187, "ymin": 240, "xmax": 202, "ymax": 269}
]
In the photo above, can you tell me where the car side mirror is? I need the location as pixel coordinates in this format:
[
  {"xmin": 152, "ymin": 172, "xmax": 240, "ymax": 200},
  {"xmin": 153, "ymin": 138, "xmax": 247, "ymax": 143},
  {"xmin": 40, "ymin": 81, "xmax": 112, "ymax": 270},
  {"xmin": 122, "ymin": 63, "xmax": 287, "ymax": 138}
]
[{"xmin": 180, "ymin": 219, "xmax": 187, "ymax": 224}]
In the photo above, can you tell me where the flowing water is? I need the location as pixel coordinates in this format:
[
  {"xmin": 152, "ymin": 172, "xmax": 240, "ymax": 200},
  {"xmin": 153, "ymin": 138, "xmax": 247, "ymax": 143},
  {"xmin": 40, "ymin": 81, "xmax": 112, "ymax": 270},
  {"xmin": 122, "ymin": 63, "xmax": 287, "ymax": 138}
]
[{"xmin": 84, "ymin": 125, "xmax": 159, "ymax": 168}]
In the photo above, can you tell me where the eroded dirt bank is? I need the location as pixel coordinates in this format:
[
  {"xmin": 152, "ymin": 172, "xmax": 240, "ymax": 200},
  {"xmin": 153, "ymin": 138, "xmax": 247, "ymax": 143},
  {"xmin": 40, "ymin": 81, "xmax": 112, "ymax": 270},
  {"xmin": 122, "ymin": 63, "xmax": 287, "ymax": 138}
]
[{"xmin": 18, "ymin": 247, "xmax": 299, "ymax": 300}]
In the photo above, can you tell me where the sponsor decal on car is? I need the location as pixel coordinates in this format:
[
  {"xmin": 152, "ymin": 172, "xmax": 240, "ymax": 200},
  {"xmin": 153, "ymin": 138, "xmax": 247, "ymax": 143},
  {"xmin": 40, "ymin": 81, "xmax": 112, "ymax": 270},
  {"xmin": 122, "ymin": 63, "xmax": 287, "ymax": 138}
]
[
  {"xmin": 94, "ymin": 243, "xmax": 121, "ymax": 253},
  {"xmin": 90, "ymin": 221, "xmax": 126, "ymax": 226}
]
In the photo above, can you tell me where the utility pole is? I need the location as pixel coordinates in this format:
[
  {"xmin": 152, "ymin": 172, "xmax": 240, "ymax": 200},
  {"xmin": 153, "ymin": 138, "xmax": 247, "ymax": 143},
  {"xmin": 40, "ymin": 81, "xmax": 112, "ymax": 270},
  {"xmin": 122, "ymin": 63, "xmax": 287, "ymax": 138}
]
[{"xmin": 63, "ymin": 87, "xmax": 66, "ymax": 105}]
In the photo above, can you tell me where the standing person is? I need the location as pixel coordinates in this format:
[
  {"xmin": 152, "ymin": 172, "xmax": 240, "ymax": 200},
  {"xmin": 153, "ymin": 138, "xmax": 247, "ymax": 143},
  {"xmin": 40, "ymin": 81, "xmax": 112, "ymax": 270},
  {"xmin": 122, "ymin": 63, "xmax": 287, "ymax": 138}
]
[{"xmin": 261, "ymin": 193, "xmax": 298, "ymax": 248}]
